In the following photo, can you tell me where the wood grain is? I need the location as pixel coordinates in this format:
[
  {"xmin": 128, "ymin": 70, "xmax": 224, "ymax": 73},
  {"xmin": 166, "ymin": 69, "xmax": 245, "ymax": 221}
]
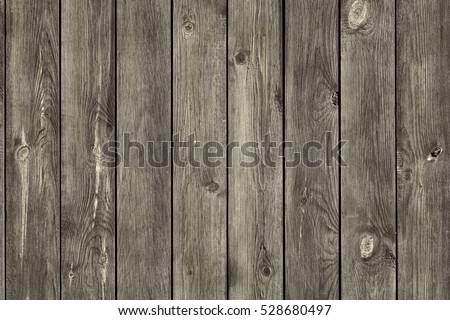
[
  {"xmin": 341, "ymin": 0, "xmax": 396, "ymax": 299},
  {"xmin": 0, "ymin": 0, "xmax": 3, "ymax": 301},
  {"xmin": 117, "ymin": 0, "xmax": 171, "ymax": 299},
  {"xmin": 285, "ymin": 0, "xmax": 339, "ymax": 299},
  {"xmin": 228, "ymin": 0, "xmax": 283, "ymax": 300},
  {"xmin": 173, "ymin": 0, "xmax": 227, "ymax": 299},
  {"xmin": 397, "ymin": 0, "xmax": 450, "ymax": 299},
  {"xmin": 5, "ymin": 0, "xmax": 60, "ymax": 299},
  {"xmin": 61, "ymin": 0, "xmax": 115, "ymax": 300}
]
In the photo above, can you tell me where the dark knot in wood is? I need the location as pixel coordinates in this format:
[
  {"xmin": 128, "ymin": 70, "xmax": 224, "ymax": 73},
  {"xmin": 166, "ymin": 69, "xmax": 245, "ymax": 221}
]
[
  {"xmin": 427, "ymin": 146, "xmax": 443, "ymax": 162},
  {"xmin": 235, "ymin": 51, "xmax": 248, "ymax": 65},
  {"xmin": 206, "ymin": 181, "xmax": 220, "ymax": 193}
]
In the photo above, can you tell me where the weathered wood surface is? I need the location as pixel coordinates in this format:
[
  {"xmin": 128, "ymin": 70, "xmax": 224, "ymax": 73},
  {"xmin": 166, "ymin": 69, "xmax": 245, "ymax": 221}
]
[
  {"xmin": 5, "ymin": 0, "xmax": 60, "ymax": 299},
  {"xmin": 0, "ymin": 0, "xmax": 3, "ymax": 301},
  {"xmin": 341, "ymin": 0, "xmax": 396, "ymax": 299},
  {"xmin": 1, "ymin": 0, "xmax": 450, "ymax": 301},
  {"xmin": 117, "ymin": 0, "xmax": 171, "ymax": 299},
  {"xmin": 397, "ymin": 0, "xmax": 450, "ymax": 300},
  {"xmin": 285, "ymin": 0, "xmax": 339, "ymax": 299},
  {"xmin": 228, "ymin": 0, "xmax": 283, "ymax": 300},
  {"xmin": 61, "ymin": 0, "xmax": 115, "ymax": 300},
  {"xmin": 173, "ymin": 0, "xmax": 227, "ymax": 299}
]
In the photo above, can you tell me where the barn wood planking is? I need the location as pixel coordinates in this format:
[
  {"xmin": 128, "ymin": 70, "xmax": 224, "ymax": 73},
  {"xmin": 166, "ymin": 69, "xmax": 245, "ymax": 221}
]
[
  {"xmin": 61, "ymin": 0, "xmax": 115, "ymax": 299},
  {"xmin": 397, "ymin": 0, "xmax": 450, "ymax": 299},
  {"xmin": 285, "ymin": 0, "xmax": 340, "ymax": 299},
  {"xmin": 228, "ymin": 0, "xmax": 283, "ymax": 300},
  {"xmin": 173, "ymin": 0, "xmax": 227, "ymax": 299},
  {"xmin": 5, "ymin": 0, "xmax": 60, "ymax": 299},
  {"xmin": 341, "ymin": 0, "xmax": 396, "ymax": 299},
  {"xmin": 1, "ymin": 0, "xmax": 450, "ymax": 301},
  {"xmin": 117, "ymin": 0, "xmax": 171, "ymax": 299}
]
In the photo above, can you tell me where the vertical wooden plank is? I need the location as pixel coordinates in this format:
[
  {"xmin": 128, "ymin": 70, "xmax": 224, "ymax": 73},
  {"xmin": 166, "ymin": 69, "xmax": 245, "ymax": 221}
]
[
  {"xmin": 5, "ymin": 0, "xmax": 59, "ymax": 299},
  {"xmin": 228, "ymin": 0, "xmax": 283, "ymax": 299},
  {"xmin": 397, "ymin": 0, "xmax": 450, "ymax": 299},
  {"xmin": 173, "ymin": 0, "xmax": 227, "ymax": 299},
  {"xmin": 117, "ymin": 0, "xmax": 171, "ymax": 299},
  {"xmin": 341, "ymin": 0, "xmax": 396, "ymax": 299},
  {"xmin": 0, "ymin": 0, "xmax": 3, "ymax": 301},
  {"xmin": 285, "ymin": 0, "xmax": 339, "ymax": 299},
  {"xmin": 61, "ymin": 0, "xmax": 115, "ymax": 299}
]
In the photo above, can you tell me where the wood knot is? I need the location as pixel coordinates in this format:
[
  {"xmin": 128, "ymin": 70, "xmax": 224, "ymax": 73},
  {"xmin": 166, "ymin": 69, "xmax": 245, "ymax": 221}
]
[
  {"xmin": 427, "ymin": 146, "xmax": 442, "ymax": 162},
  {"xmin": 235, "ymin": 50, "xmax": 249, "ymax": 65},
  {"xmin": 360, "ymin": 233, "xmax": 375, "ymax": 259},
  {"xmin": 300, "ymin": 196, "xmax": 308, "ymax": 205},
  {"xmin": 68, "ymin": 271, "xmax": 74, "ymax": 279},
  {"xmin": 261, "ymin": 266, "xmax": 272, "ymax": 277},
  {"xmin": 98, "ymin": 253, "xmax": 108, "ymax": 267},
  {"xmin": 183, "ymin": 21, "xmax": 195, "ymax": 38},
  {"xmin": 16, "ymin": 145, "xmax": 30, "ymax": 161},
  {"xmin": 206, "ymin": 180, "xmax": 220, "ymax": 193},
  {"xmin": 384, "ymin": 249, "xmax": 396, "ymax": 269},
  {"xmin": 348, "ymin": 0, "xmax": 369, "ymax": 30},
  {"xmin": 331, "ymin": 92, "xmax": 339, "ymax": 108}
]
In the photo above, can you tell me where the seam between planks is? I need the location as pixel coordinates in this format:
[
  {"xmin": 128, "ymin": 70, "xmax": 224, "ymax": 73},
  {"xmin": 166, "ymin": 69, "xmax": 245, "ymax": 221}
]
[
  {"xmin": 225, "ymin": 0, "xmax": 229, "ymax": 301},
  {"xmin": 59, "ymin": 0, "xmax": 62, "ymax": 300},
  {"xmin": 170, "ymin": 0, "xmax": 174, "ymax": 301},
  {"xmin": 282, "ymin": 0, "xmax": 286, "ymax": 300},
  {"xmin": 338, "ymin": 0, "xmax": 342, "ymax": 301},
  {"xmin": 114, "ymin": 0, "xmax": 118, "ymax": 301},
  {"xmin": 394, "ymin": 0, "xmax": 398, "ymax": 300},
  {"xmin": 2, "ymin": 0, "xmax": 5, "ymax": 301}
]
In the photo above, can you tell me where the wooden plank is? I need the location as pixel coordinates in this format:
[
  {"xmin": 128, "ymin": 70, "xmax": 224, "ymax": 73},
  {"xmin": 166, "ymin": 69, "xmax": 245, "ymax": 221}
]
[
  {"xmin": 173, "ymin": 0, "xmax": 227, "ymax": 299},
  {"xmin": 0, "ymin": 0, "xmax": 3, "ymax": 301},
  {"xmin": 117, "ymin": 0, "xmax": 171, "ymax": 299},
  {"xmin": 5, "ymin": 0, "xmax": 59, "ymax": 299},
  {"xmin": 285, "ymin": 0, "xmax": 339, "ymax": 299},
  {"xmin": 228, "ymin": 0, "xmax": 283, "ymax": 299},
  {"xmin": 61, "ymin": 0, "xmax": 115, "ymax": 299},
  {"xmin": 397, "ymin": 0, "xmax": 450, "ymax": 299},
  {"xmin": 341, "ymin": 0, "xmax": 396, "ymax": 299}
]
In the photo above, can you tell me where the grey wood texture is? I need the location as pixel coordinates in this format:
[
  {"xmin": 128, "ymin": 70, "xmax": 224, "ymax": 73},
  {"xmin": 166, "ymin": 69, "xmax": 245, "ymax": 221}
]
[
  {"xmin": 397, "ymin": 0, "xmax": 450, "ymax": 300},
  {"xmin": 5, "ymin": 0, "xmax": 60, "ymax": 299},
  {"xmin": 117, "ymin": 0, "xmax": 171, "ymax": 299},
  {"xmin": 61, "ymin": 0, "xmax": 115, "ymax": 300},
  {"xmin": 173, "ymin": 0, "xmax": 227, "ymax": 299},
  {"xmin": 341, "ymin": 0, "xmax": 396, "ymax": 299},
  {"xmin": 1, "ymin": 0, "xmax": 450, "ymax": 301},
  {"xmin": 0, "ymin": 0, "xmax": 3, "ymax": 301},
  {"xmin": 228, "ymin": 0, "xmax": 283, "ymax": 300},
  {"xmin": 285, "ymin": 0, "xmax": 339, "ymax": 299}
]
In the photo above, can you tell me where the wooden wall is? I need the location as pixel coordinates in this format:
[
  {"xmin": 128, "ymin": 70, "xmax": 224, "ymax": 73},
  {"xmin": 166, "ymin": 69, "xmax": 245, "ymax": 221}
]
[{"xmin": 0, "ymin": 0, "xmax": 449, "ymax": 300}]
